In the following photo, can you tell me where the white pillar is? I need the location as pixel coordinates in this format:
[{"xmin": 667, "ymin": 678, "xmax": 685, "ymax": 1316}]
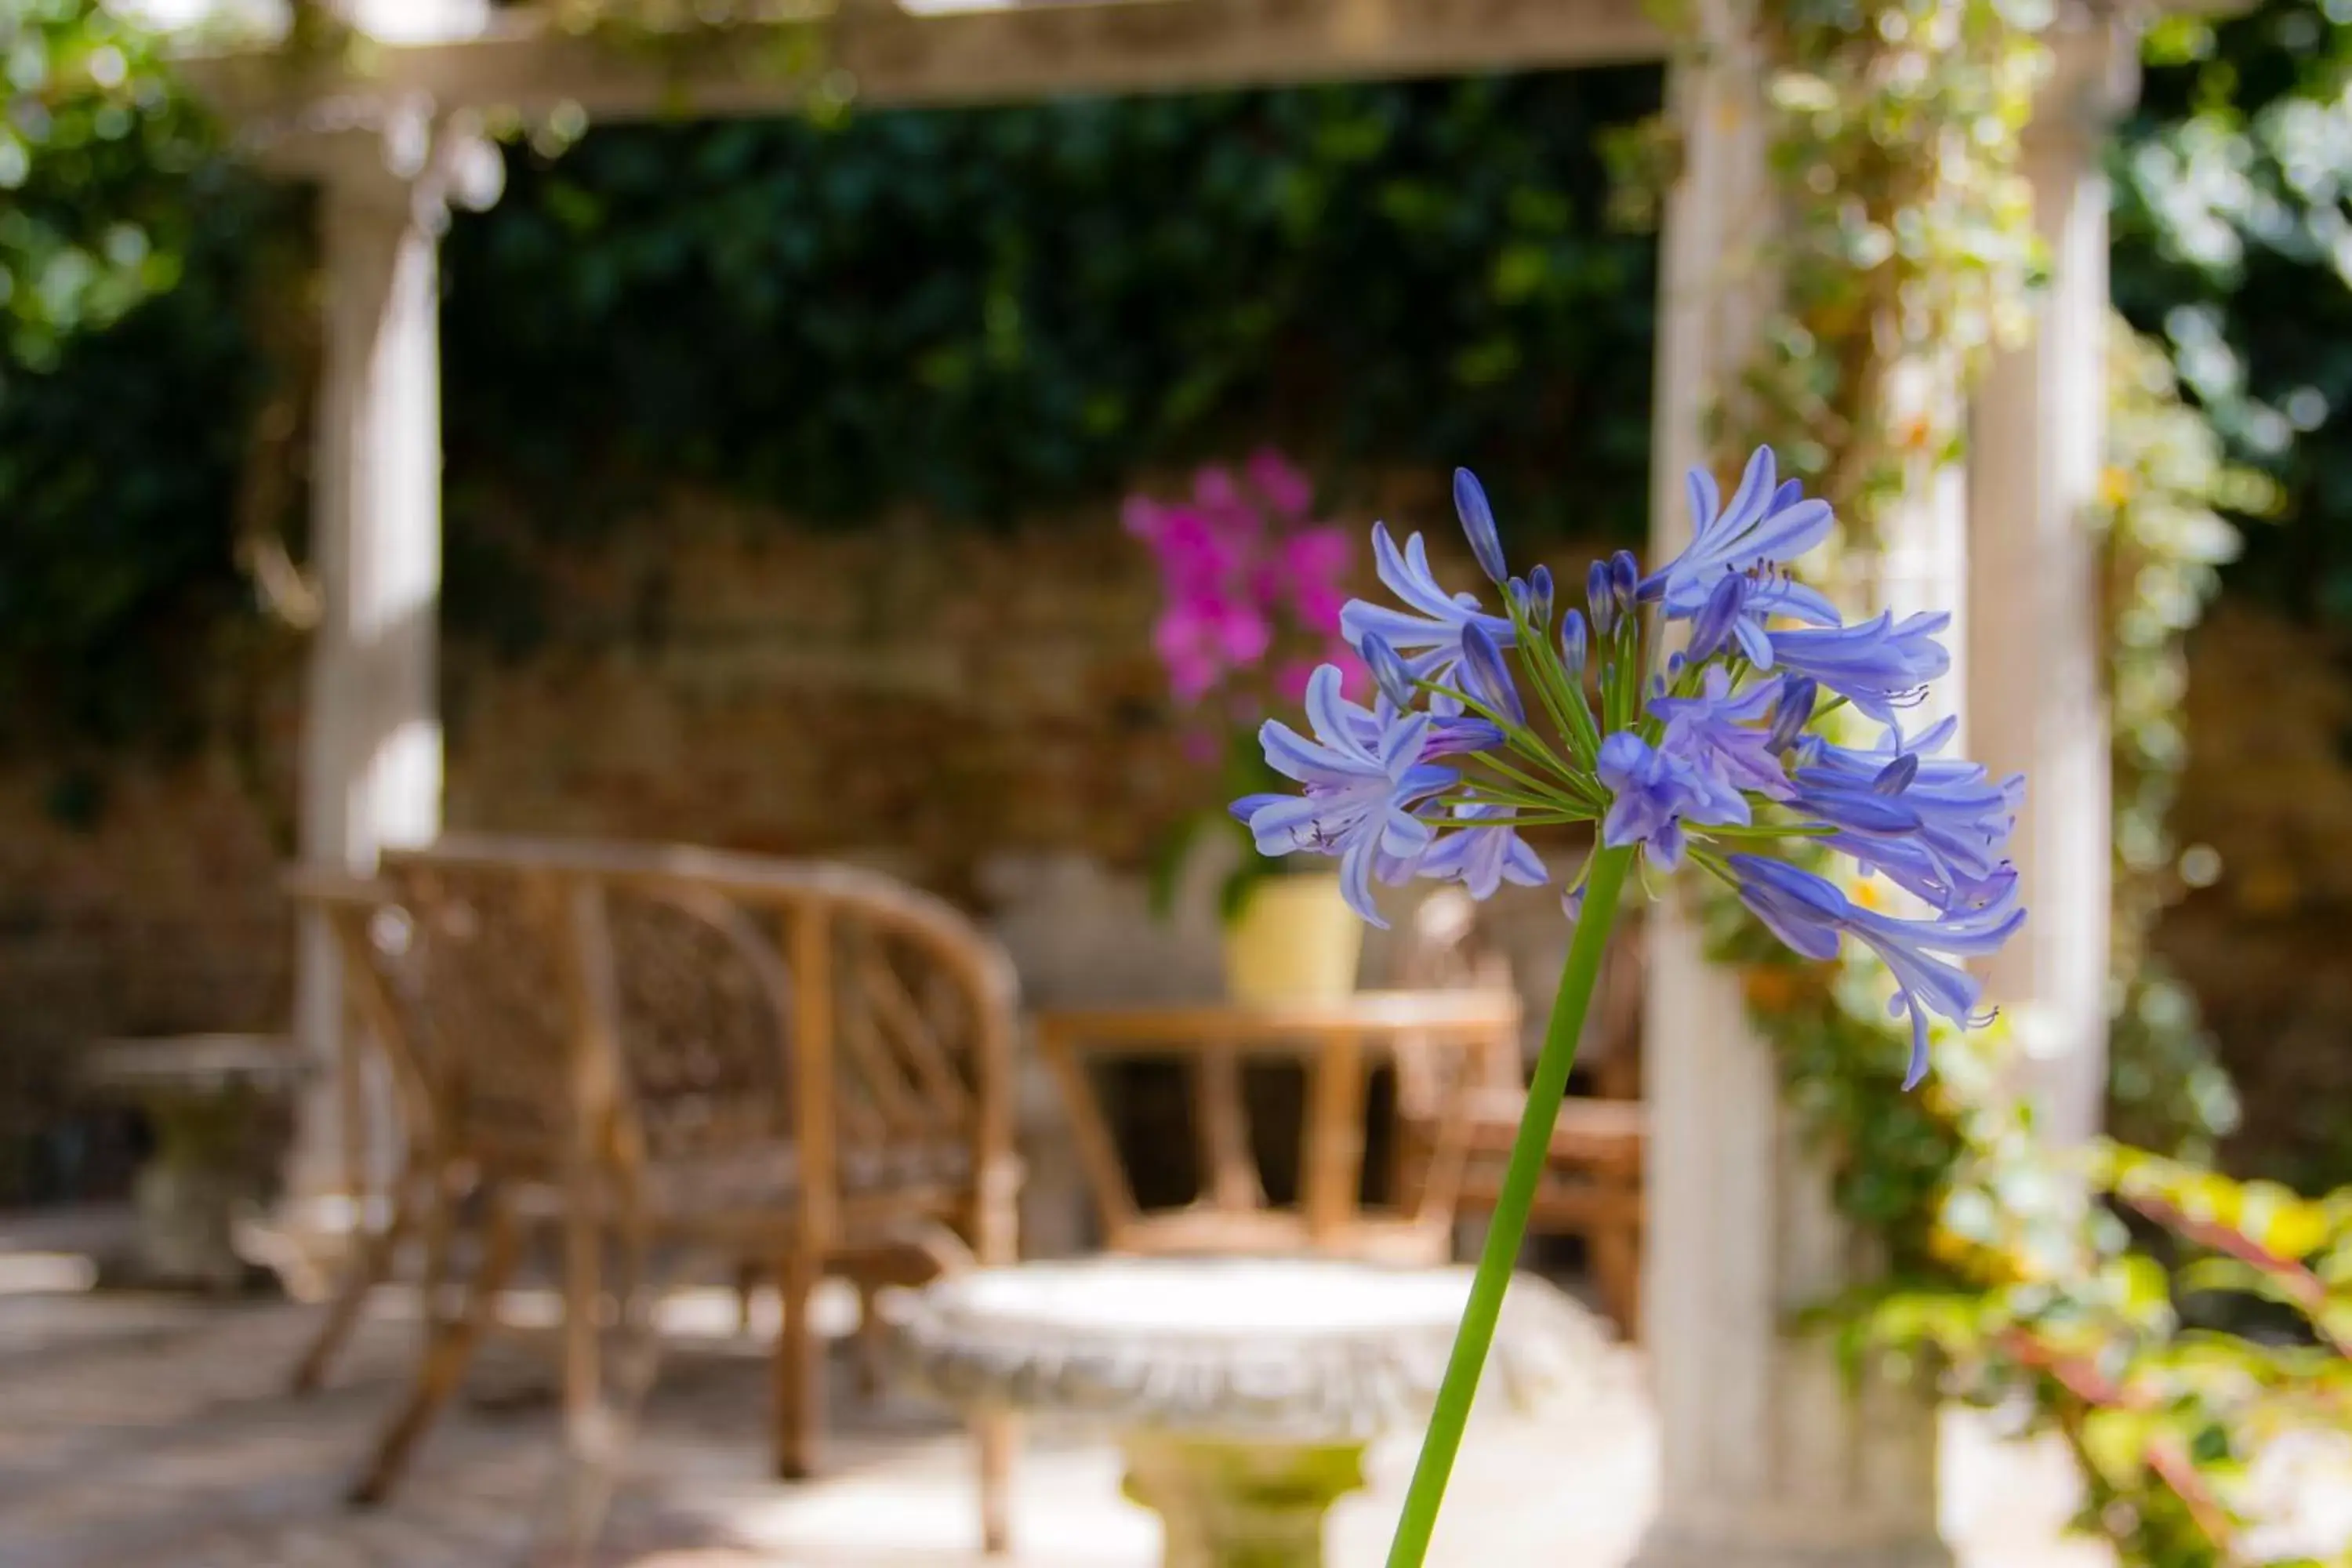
[
  {"xmin": 285, "ymin": 143, "xmax": 451, "ymax": 1210},
  {"xmin": 1871, "ymin": 356, "xmax": 1972, "ymax": 741},
  {"xmin": 342, "ymin": 0, "xmax": 492, "ymax": 40},
  {"xmin": 1966, "ymin": 16, "xmax": 2133, "ymax": 1145},
  {"xmin": 1635, "ymin": 6, "xmax": 1951, "ymax": 1563}
]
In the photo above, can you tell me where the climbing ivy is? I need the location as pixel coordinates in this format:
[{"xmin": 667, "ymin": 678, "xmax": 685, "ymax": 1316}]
[
  {"xmin": 1644, "ymin": 0, "xmax": 2348, "ymax": 1556},
  {"xmin": 2100, "ymin": 330, "xmax": 2275, "ymax": 1163}
]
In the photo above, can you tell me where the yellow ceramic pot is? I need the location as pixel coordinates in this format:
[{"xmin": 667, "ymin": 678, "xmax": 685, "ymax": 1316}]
[{"xmin": 1221, "ymin": 874, "xmax": 1363, "ymax": 1004}]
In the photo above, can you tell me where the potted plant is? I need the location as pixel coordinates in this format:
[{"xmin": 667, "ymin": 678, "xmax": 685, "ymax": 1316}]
[{"xmin": 1127, "ymin": 451, "xmax": 1367, "ymax": 1004}]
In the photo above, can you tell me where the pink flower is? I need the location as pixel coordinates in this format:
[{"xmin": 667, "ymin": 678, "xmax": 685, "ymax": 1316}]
[
  {"xmin": 1129, "ymin": 450, "xmax": 1356, "ymax": 715},
  {"xmin": 1245, "ymin": 449, "xmax": 1315, "ymax": 519},
  {"xmin": 1152, "ymin": 536, "xmax": 1247, "ymax": 626},
  {"xmin": 1281, "ymin": 524, "xmax": 1352, "ymax": 582},
  {"xmin": 1192, "ymin": 464, "xmax": 1243, "ymax": 518},
  {"xmin": 1290, "ymin": 584, "xmax": 1348, "ymax": 633},
  {"xmin": 1159, "ymin": 640, "xmax": 1222, "ymax": 702},
  {"xmin": 1214, "ymin": 602, "xmax": 1272, "ymax": 664}
]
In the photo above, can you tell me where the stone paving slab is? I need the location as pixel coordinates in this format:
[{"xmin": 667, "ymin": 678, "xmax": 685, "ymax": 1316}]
[{"xmin": 0, "ymin": 1254, "xmax": 2108, "ymax": 1568}]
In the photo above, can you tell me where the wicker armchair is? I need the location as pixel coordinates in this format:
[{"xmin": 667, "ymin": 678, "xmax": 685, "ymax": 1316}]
[{"xmin": 287, "ymin": 836, "xmax": 1021, "ymax": 1559}]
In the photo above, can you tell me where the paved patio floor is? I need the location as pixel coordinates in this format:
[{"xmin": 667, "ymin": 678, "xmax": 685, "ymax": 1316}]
[{"xmin": 0, "ymin": 1213, "xmax": 2109, "ymax": 1568}]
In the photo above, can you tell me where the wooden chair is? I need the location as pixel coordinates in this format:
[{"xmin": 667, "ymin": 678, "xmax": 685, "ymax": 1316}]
[
  {"xmin": 1036, "ymin": 989, "xmax": 1519, "ymax": 1267},
  {"xmin": 1393, "ymin": 886, "xmax": 1648, "ymax": 1339},
  {"xmin": 286, "ymin": 835, "xmax": 1021, "ymax": 1560}
]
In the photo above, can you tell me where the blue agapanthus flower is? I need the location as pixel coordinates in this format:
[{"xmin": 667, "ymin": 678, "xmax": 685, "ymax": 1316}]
[
  {"xmin": 1232, "ymin": 666, "xmax": 1458, "ymax": 918},
  {"xmin": 1234, "ymin": 448, "xmax": 2026, "ymax": 1088}
]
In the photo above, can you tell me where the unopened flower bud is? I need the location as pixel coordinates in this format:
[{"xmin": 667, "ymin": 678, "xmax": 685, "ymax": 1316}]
[
  {"xmin": 1608, "ymin": 550, "xmax": 1639, "ymax": 615},
  {"xmin": 1686, "ymin": 572, "xmax": 1748, "ymax": 664},
  {"xmin": 1526, "ymin": 564, "xmax": 1555, "ymax": 628},
  {"xmin": 1766, "ymin": 675, "xmax": 1817, "ymax": 753},
  {"xmin": 1359, "ymin": 632, "xmax": 1416, "ymax": 710},
  {"xmin": 1871, "ymin": 753, "xmax": 1920, "ymax": 797},
  {"xmin": 1461, "ymin": 622, "xmax": 1525, "ymax": 726},
  {"xmin": 1586, "ymin": 560, "xmax": 1617, "ymax": 637},
  {"xmin": 1454, "ymin": 467, "xmax": 1507, "ymax": 585}
]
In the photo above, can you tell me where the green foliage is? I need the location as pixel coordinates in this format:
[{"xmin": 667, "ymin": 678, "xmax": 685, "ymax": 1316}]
[
  {"xmin": 1660, "ymin": 0, "xmax": 2352, "ymax": 1559},
  {"xmin": 1706, "ymin": 282, "xmax": 2339, "ymax": 1561},
  {"xmin": 437, "ymin": 72, "xmax": 1664, "ymax": 549},
  {"xmin": 1719, "ymin": 0, "xmax": 2045, "ymax": 531},
  {"xmin": 0, "ymin": 2, "xmax": 298, "ymax": 757},
  {"xmin": 0, "ymin": 0, "xmax": 209, "ymax": 369},
  {"xmin": 2113, "ymin": 0, "xmax": 2352, "ymax": 627},
  {"xmin": 0, "ymin": 167, "xmax": 292, "ymax": 754},
  {"xmin": 1867, "ymin": 1141, "xmax": 2352, "ymax": 1568},
  {"xmin": 2098, "ymin": 329, "xmax": 2273, "ymax": 1162}
]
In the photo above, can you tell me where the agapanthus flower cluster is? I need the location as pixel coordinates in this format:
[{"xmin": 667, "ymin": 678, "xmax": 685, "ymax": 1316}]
[
  {"xmin": 1125, "ymin": 450, "xmax": 1357, "ymax": 713},
  {"xmin": 1232, "ymin": 449, "xmax": 2026, "ymax": 1087}
]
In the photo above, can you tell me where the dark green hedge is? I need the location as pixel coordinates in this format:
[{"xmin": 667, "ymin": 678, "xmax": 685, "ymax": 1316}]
[
  {"xmin": 0, "ymin": 158, "xmax": 286, "ymax": 754},
  {"xmin": 438, "ymin": 72, "xmax": 1664, "ymax": 532}
]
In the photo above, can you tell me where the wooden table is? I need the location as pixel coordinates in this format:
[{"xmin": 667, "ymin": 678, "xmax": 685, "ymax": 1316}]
[
  {"xmin": 1036, "ymin": 990, "xmax": 1521, "ymax": 1265},
  {"xmin": 895, "ymin": 1254, "xmax": 1597, "ymax": 1568}
]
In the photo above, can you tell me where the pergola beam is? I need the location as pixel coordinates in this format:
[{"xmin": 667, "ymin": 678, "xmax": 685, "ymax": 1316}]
[{"xmin": 183, "ymin": 0, "xmax": 1670, "ymax": 132}]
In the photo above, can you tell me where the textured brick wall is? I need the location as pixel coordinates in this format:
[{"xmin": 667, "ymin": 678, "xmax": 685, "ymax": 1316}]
[
  {"xmin": 440, "ymin": 493, "xmax": 1204, "ymax": 893},
  {"xmin": 0, "ymin": 754, "xmax": 298, "ymax": 1201}
]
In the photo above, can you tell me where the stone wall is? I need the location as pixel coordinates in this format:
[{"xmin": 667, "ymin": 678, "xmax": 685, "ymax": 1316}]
[
  {"xmin": 440, "ymin": 492, "xmax": 1199, "ymax": 895},
  {"xmin": 0, "ymin": 751, "xmax": 298, "ymax": 1202}
]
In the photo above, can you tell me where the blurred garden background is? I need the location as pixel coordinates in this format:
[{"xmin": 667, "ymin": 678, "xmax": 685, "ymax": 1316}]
[{"xmin": 5, "ymin": 0, "xmax": 2352, "ymax": 1564}]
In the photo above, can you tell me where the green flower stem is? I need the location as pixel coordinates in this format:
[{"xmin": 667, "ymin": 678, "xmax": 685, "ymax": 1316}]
[
  {"xmin": 1452, "ymin": 809, "xmax": 1599, "ymax": 828},
  {"xmin": 1382, "ymin": 840, "xmax": 1637, "ymax": 1568},
  {"xmin": 1425, "ymin": 681, "xmax": 1584, "ymax": 786},
  {"xmin": 1465, "ymin": 757, "xmax": 1606, "ymax": 815},
  {"xmin": 1411, "ymin": 684, "xmax": 1592, "ymax": 802},
  {"xmin": 1700, "ymin": 820, "xmax": 1837, "ymax": 841},
  {"xmin": 1503, "ymin": 600, "xmax": 1600, "ymax": 767}
]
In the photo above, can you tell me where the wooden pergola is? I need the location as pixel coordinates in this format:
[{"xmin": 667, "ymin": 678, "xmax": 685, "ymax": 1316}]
[{"xmin": 159, "ymin": 1, "xmax": 2134, "ymax": 1561}]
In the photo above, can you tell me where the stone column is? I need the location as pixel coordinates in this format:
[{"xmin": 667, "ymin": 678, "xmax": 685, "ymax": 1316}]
[
  {"xmin": 1635, "ymin": 5, "xmax": 1951, "ymax": 1563},
  {"xmin": 282, "ymin": 108, "xmax": 501, "ymax": 1218},
  {"xmin": 342, "ymin": 0, "xmax": 491, "ymax": 40},
  {"xmin": 1872, "ymin": 354, "xmax": 1973, "ymax": 739},
  {"xmin": 1966, "ymin": 15, "xmax": 2136, "ymax": 1145}
]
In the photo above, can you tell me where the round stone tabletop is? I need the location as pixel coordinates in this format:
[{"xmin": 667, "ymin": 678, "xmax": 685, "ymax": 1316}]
[
  {"xmin": 81, "ymin": 1035, "xmax": 314, "ymax": 1097},
  {"xmin": 895, "ymin": 1254, "xmax": 1602, "ymax": 1444}
]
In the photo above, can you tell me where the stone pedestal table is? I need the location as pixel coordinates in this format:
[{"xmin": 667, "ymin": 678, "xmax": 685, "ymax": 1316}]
[
  {"xmin": 79, "ymin": 1035, "xmax": 313, "ymax": 1292},
  {"xmin": 895, "ymin": 1254, "xmax": 1599, "ymax": 1567}
]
